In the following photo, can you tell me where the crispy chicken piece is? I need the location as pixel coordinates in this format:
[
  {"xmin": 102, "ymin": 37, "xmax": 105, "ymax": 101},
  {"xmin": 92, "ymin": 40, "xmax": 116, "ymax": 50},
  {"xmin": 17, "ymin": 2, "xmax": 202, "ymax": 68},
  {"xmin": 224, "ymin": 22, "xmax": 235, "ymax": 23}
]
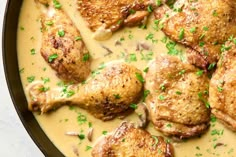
[
  {"xmin": 92, "ymin": 122, "xmax": 174, "ymax": 157},
  {"xmin": 145, "ymin": 55, "xmax": 210, "ymax": 138},
  {"xmin": 209, "ymin": 41, "xmax": 236, "ymax": 131},
  {"xmin": 28, "ymin": 63, "xmax": 143, "ymax": 121},
  {"xmin": 38, "ymin": 1, "xmax": 90, "ymax": 83},
  {"xmin": 77, "ymin": 0, "xmax": 154, "ymax": 35},
  {"xmin": 154, "ymin": 0, "xmax": 236, "ymax": 69}
]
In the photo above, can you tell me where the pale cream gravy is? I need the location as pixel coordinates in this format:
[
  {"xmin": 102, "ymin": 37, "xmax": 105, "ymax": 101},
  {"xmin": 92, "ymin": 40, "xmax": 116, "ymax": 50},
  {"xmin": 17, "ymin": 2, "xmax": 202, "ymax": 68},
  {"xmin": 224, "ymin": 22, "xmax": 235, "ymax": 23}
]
[{"xmin": 17, "ymin": 0, "xmax": 236, "ymax": 156}]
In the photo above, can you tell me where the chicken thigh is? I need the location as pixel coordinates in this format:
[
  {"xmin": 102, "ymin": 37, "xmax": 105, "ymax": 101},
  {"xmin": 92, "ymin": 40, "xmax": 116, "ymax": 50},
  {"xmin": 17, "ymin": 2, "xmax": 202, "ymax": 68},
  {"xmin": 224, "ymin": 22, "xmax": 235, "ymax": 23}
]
[
  {"xmin": 38, "ymin": 0, "xmax": 91, "ymax": 83},
  {"xmin": 154, "ymin": 0, "xmax": 236, "ymax": 69},
  {"xmin": 92, "ymin": 122, "xmax": 174, "ymax": 157},
  {"xmin": 209, "ymin": 41, "xmax": 236, "ymax": 131},
  {"xmin": 77, "ymin": 0, "xmax": 155, "ymax": 38},
  {"xmin": 28, "ymin": 62, "xmax": 143, "ymax": 120},
  {"xmin": 145, "ymin": 55, "xmax": 210, "ymax": 138}
]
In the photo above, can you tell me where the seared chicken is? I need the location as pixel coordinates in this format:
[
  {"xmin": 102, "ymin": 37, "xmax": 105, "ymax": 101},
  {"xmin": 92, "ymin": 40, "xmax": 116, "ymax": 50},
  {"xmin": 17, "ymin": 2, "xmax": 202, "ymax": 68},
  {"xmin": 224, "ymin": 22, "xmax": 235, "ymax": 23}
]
[
  {"xmin": 28, "ymin": 62, "xmax": 143, "ymax": 120},
  {"xmin": 145, "ymin": 55, "xmax": 210, "ymax": 138},
  {"xmin": 209, "ymin": 41, "xmax": 236, "ymax": 131},
  {"xmin": 154, "ymin": 0, "xmax": 236, "ymax": 69},
  {"xmin": 77, "ymin": 0, "xmax": 154, "ymax": 34},
  {"xmin": 92, "ymin": 122, "xmax": 174, "ymax": 157},
  {"xmin": 38, "ymin": 0, "xmax": 91, "ymax": 83}
]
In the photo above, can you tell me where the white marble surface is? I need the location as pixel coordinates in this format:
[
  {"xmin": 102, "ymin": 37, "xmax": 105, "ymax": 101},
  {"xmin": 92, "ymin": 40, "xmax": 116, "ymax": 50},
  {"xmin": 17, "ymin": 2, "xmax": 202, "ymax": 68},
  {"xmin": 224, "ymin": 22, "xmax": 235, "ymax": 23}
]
[{"xmin": 0, "ymin": 0, "xmax": 44, "ymax": 156}]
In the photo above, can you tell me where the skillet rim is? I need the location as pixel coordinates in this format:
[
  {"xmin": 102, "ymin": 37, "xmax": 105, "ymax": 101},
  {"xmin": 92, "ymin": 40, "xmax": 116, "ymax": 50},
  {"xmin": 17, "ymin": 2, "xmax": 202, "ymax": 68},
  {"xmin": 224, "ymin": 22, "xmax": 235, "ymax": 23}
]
[{"xmin": 2, "ymin": 0, "xmax": 64, "ymax": 156}]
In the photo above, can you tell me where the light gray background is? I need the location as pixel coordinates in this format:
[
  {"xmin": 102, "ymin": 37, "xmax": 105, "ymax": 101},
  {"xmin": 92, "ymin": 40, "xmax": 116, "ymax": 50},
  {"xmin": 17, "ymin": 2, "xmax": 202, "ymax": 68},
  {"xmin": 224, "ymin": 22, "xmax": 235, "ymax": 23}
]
[{"xmin": 0, "ymin": 0, "xmax": 44, "ymax": 156}]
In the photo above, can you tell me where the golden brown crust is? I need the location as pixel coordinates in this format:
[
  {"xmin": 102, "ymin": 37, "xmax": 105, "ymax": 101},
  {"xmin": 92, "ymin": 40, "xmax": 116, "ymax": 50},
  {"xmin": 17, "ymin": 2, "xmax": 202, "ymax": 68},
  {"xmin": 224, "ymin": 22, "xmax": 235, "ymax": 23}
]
[
  {"xmin": 40, "ymin": 6, "xmax": 91, "ymax": 83},
  {"xmin": 92, "ymin": 122, "xmax": 174, "ymax": 157},
  {"xmin": 28, "ymin": 63, "xmax": 143, "ymax": 121},
  {"xmin": 77, "ymin": 0, "xmax": 154, "ymax": 32},
  {"xmin": 154, "ymin": 0, "xmax": 236, "ymax": 68},
  {"xmin": 145, "ymin": 55, "xmax": 210, "ymax": 138},
  {"xmin": 209, "ymin": 41, "xmax": 236, "ymax": 131}
]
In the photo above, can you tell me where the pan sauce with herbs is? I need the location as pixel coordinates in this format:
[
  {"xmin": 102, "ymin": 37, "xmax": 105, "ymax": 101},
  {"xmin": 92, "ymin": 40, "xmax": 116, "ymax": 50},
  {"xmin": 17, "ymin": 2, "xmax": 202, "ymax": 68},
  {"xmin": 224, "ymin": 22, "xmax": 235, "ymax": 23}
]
[{"xmin": 17, "ymin": 0, "xmax": 236, "ymax": 156}]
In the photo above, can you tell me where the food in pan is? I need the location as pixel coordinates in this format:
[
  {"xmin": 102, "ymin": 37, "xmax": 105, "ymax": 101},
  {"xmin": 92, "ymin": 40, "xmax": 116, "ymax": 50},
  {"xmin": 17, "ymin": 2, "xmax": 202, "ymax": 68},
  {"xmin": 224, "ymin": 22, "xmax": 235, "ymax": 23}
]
[
  {"xmin": 209, "ymin": 41, "xmax": 236, "ymax": 131},
  {"xmin": 28, "ymin": 62, "xmax": 143, "ymax": 121},
  {"xmin": 154, "ymin": 0, "xmax": 236, "ymax": 69},
  {"xmin": 145, "ymin": 54, "xmax": 210, "ymax": 138},
  {"xmin": 17, "ymin": 0, "xmax": 236, "ymax": 156},
  {"xmin": 92, "ymin": 122, "xmax": 174, "ymax": 157}
]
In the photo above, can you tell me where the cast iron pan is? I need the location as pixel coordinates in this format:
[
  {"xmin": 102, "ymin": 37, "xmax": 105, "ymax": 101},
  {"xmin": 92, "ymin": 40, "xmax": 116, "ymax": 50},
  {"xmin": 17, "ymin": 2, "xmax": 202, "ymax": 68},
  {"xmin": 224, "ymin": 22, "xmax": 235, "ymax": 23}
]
[{"xmin": 2, "ymin": 0, "xmax": 64, "ymax": 156}]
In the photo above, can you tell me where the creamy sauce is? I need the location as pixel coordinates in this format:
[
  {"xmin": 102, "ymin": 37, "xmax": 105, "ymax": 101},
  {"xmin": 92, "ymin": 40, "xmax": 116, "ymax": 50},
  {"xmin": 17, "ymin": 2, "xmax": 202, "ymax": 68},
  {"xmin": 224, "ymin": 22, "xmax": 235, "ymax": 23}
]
[{"xmin": 17, "ymin": 0, "xmax": 236, "ymax": 156}]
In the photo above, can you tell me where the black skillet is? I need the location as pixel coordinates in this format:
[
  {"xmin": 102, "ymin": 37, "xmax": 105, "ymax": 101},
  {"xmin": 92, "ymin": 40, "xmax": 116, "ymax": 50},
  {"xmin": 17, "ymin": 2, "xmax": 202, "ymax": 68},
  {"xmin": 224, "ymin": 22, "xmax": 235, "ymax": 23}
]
[{"xmin": 2, "ymin": 0, "xmax": 64, "ymax": 156}]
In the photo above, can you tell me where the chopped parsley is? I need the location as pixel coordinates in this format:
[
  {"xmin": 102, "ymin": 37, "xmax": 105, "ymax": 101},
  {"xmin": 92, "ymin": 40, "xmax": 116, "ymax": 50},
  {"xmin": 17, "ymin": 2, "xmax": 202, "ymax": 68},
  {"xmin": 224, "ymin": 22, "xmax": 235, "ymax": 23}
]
[
  {"xmin": 208, "ymin": 63, "xmax": 216, "ymax": 70},
  {"xmin": 147, "ymin": 5, "xmax": 153, "ymax": 13},
  {"xmin": 20, "ymin": 26, "xmax": 24, "ymax": 30},
  {"xmin": 130, "ymin": 103, "xmax": 138, "ymax": 109},
  {"xmin": 45, "ymin": 21, "xmax": 54, "ymax": 26},
  {"xmin": 88, "ymin": 122, "xmax": 92, "ymax": 128},
  {"xmin": 113, "ymin": 94, "xmax": 121, "ymax": 99},
  {"xmin": 85, "ymin": 146, "xmax": 92, "ymax": 151},
  {"xmin": 156, "ymin": 0, "xmax": 162, "ymax": 6},
  {"xmin": 217, "ymin": 86, "xmax": 223, "ymax": 92},
  {"xmin": 179, "ymin": 69, "xmax": 186, "ymax": 75},
  {"xmin": 166, "ymin": 41, "xmax": 181, "ymax": 56},
  {"xmin": 196, "ymin": 70, "xmax": 204, "ymax": 76},
  {"xmin": 58, "ymin": 29, "xmax": 65, "ymax": 37},
  {"xmin": 82, "ymin": 53, "xmax": 90, "ymax": 62},
  {"xmin": 178, "ymin": 28, "xmax": 185, "ymax": 40},
  {"xmin": 199, "ymin": 34, "xmax": 205, "ymax": 40},
  {"xmin": 27, "ymin": 76, "xmax": 35, "ymax": 83},
  {"xmin": 221, "ymin": 44, "xmax": 232, "ymax": 52},
  {"xmin": 77, "ymin": 113, "xmax": 87, "ymax": 125},
  {"xmin": 78, "ymin": 134, "xmax": 85, "ymax": 140},
  {"xmin": 159, "ymin": 95, "xmax": 165, "ymax": 100},
  {"xmin": 41, "ymin": 77, "xmax": 50, "ymax": 84},
  {"xmin": 19, "ymin": 68, "xmax": 24, "ymax": 73},
  {"xmin": 75, "ymin": 36, "xmax": 82, "ymax": 41},
  {"xmin": 143, "ymin": 67, "xmax": 149, "ymax": 73},
  {"xmin": 102, "ymin": 131, "xmax": 108, "ymax": 135},
  {"xmin": 176, "ymin": 91, "xmax": 182, "ymax": 95},
  {"xmin": 126, "ymin": 53, "xmax": 137, "ymax": 62},
  {"xmin": 198, "ymin": 92, "xmax": 210, "ymax": 108},
  {"xmin": 141, "ymin": 51, "xmax": 153, "ymax": 61},
  {"xmin": 48, "ymin": 54, "xmax": 58, "ymax": 62},
  {"xmin": 203, "ymin": 26, "xmax": 209, "ymax": 31},
  {"xmin": 210, "ymin": 115, "xmax": 217, "ymax": 123},
  {"xmin": 151, "ymin": 135, "xmax": 159, "ymax": 147},
  {"xmin": 53, "ymin": 0, "xmax": 62, "ymax": 9},
  {"xmin": 30, "ymin": 48, "xmax": 36, "ymax": 55},
  {"xmin": 135, "ymin": 73, "xmax": 145, "ymax": 83},
  {"xmin": 199, "ymin": 41, "xmax": 205, "ymax": 47},
  {"xmin": 212, "ymin": 10, "xmax": 218, "ymax": 16},
  {"xmin": 190, "ymin": 27, "xmax": 196, "ymax": 33},
  {"xmin": 129, "ymin": 9, "xmax": 136, "ymax": 14},
  {"xmin": 39, "ymin": 86, "xmax": 50, "ymax": 92},
  {"xmin": 143, "ymin": 90, "xmax": 150, "ymax": 101}
]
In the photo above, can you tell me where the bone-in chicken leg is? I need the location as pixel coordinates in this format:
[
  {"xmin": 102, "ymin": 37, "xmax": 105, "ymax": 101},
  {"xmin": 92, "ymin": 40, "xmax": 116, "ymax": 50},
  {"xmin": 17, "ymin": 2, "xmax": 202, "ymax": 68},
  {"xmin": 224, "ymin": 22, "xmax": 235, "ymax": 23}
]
[
  {"xmin": 28, "ymin": 62, "xmax": 143, "ymax": 121},
  {"xmin": 37, "ymin": 0, "xmax": 91, "ymax": 83}
]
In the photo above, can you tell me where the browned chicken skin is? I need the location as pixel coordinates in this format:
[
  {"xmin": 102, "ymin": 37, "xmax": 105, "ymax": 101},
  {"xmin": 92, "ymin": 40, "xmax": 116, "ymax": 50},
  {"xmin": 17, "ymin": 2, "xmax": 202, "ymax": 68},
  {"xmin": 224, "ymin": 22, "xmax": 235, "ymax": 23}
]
[
  {"xmin": 38, "ymin": 1, "xmax": 91, "ymax": 83},
  {"xmin": 28, "ymin": 62, "xmax": 143, "ymax": 121},
  {"xmin": 145, "ymin": 55, "xmax": 210, "ymax": 138},
  {"xmin": 92, "ymin": 122, "xmax": 174, "ymax": 157},
  {"xmin": 77, "ymin": 0, "xmax": 155, "ymax": 33},
  {"xmin": 154, "ymin": 0, "xmax": 236, "ymax": 69},
  {"xmin": 209, "ymin": 41, "xmax": 236, "ymax": 131}
]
